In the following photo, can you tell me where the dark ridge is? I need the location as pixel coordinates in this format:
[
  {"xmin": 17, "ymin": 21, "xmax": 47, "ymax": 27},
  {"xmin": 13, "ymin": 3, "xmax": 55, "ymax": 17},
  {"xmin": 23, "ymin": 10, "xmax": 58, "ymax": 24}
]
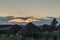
[
  {"xmin": 7, "ymin": 25, "xmax": 22, "ymax": 35},
  {"xmin": 17, "ymin": 22, "xmax": 40, "ymax": 37},
  {"xmin": 24, "ymin": 22, "xmax": 38, "ymax": 29}
]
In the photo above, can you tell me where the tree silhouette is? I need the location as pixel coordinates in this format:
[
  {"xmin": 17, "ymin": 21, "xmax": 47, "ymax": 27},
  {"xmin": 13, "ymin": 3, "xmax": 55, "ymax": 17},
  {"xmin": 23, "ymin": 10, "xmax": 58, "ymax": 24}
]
[{"xmin": 50, "ymin": 18, "xmax": 58, "ymax": 30}]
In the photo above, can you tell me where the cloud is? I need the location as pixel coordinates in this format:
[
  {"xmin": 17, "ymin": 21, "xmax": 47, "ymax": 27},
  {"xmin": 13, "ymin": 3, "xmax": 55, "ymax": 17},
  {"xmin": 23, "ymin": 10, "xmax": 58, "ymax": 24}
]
[
  {"xmin": 0, "ymin": 16, "xmax": 14, "ymax": 21},
  {"xmin": 8, "ymin": 16, "xmax": 39, "ymax": 23},
  {"xmin": 0, "ymin": 16, "xmax": 59, "ymax": 25},
  {"xmin": 46, "ymin": 16, "xmax": 54, "ymax": 19}
]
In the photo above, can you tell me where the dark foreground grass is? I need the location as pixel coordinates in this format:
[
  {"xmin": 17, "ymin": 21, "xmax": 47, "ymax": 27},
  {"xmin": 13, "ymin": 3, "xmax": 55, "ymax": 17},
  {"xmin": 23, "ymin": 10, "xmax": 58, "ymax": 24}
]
[{"xmin": 0, "ymin": 30, "xmax": 60, "ymax": 40}]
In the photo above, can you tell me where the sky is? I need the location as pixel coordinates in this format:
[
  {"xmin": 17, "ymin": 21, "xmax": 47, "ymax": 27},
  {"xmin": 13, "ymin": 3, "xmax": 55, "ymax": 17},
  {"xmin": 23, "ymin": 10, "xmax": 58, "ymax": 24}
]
[{"xmin": 0, "ymin": 0, "xmax": 60, "ymax": 18}]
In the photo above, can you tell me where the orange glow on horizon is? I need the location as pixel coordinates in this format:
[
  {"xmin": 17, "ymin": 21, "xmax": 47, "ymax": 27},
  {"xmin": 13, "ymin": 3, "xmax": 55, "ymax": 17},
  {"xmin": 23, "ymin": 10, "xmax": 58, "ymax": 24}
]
[{"xmin": 8, "ymin": 18, "xmax": 37, "ymax": 23}]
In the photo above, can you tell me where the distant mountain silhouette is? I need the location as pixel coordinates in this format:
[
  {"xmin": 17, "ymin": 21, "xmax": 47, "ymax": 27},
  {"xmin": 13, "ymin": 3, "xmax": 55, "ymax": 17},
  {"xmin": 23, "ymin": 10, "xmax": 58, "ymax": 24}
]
[
  {"xmin": 41, "ymin": 24, "xmax": 50, "ymax": 31},
  {"xmin": 24, "ymin": 22, "xmax": 38, "ymax": 29},
  {"xmin": 17, "ymin": 22, "xmax": 40, "ymax": 37}
]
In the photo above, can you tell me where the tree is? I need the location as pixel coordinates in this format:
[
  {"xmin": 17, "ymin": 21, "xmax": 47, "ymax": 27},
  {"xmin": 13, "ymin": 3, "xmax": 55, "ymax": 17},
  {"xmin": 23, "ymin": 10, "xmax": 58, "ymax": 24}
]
[{"xmin": 50, "ymin": 18, "xmax": 58, "ymax": 30}]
